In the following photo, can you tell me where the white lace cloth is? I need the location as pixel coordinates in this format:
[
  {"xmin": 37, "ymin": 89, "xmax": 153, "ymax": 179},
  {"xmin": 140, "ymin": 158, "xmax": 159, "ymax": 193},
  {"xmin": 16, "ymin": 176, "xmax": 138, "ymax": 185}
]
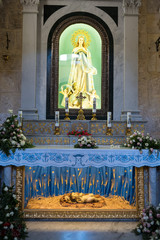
[{"xmin": 0, "ymin": 146, "xmax": 160, "ymax": 168}]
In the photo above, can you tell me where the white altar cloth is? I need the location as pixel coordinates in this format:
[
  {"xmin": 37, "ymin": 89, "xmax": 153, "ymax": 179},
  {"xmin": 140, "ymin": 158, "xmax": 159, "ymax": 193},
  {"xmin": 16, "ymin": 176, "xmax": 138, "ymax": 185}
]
[{"xmin": 0, "ymin": 146, "xmax": 160, "ymax": 168}]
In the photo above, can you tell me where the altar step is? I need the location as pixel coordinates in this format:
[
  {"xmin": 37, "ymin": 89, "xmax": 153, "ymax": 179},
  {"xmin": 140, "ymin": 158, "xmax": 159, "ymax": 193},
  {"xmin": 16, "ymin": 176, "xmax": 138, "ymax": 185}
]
[
  {"xmin": 25, "ymin": 134, "xmax": 126, "ymax": 145},
  {"xmin": 23, "ymin": 120, "xmax": 146, "ymax": 145},
  {"xmin": 26, "ymin": 221, "xmax": 141, "ymax": 240}
]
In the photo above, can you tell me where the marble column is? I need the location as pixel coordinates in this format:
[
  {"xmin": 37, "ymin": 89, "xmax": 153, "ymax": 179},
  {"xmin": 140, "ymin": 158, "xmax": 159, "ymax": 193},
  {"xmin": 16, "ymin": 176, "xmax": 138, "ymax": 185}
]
[
  {"xmin": 3, "ymin": 166, "xmax": 12, "ymax": 187},
  {"xmin": 121, "ymin": 0, "xmax": 142, "ymax": 121},
  {"xmin": 149, "ymin": 167, "xmax": 158, "ymax": 206},
  {"xmin": 20, "ymin": 0, "xmax": 39, "ymax": 120}
]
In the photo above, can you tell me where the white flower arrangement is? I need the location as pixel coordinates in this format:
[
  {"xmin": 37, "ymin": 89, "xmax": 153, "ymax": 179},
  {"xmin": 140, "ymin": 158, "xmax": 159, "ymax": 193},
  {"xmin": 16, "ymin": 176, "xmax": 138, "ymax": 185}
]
[
  {"xmin": 4, "ymin": 187, "xmax": 8, "ymax": 192},
  {"xmin": 0, "ymin": 111, "xmax": 34, "ymax": 156},
  {"xmin": 0, "ymin": 184, "xmax": 28, "ymax": 239},
  {"xmin": 74, "ymin": 136, "xmax": 98, "ymax": 149},
  {"xmin": 123, "ymin": 130, "xmax": 160, "ymax": 154},
  {"xmin": 134, "ymin": 204, "xmax": 160, "ymax": 239}
]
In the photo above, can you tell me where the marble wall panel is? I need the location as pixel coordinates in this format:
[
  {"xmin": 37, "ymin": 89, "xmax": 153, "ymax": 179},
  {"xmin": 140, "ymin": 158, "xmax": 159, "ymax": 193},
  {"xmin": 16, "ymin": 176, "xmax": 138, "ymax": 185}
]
[
  {"xmin": 0, "ymin": 0, "xmax": 22, "ymax": 116},
  {"xmin": 0, "ymin": 93, "xmax": 20, "ymax": 114},
  {"xmin": 138, "ymin": 0, "xmax": 160, "ymax": 138},
  {"xmin": 0, "ymin": 11, "xmax": 7, "ymax": 29},
  {"xmin": 147, "ymin": 0, "xmax": 160, "ymax": 14},
  {"xmin": 0, "ymin": 71, "xmax": 21, "ymax": 93},
  {"xmin": 146, "ymin": 14, "xmax": 160, "ymax": 34}
]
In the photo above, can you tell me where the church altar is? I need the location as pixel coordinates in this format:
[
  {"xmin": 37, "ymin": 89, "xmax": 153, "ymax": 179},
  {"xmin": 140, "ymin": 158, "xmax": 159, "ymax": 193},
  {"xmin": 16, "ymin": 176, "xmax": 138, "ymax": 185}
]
[
  {"xmin": 0, "ymin": 118, "xmax": 159, "ymax": 219},
  {"xmin": 0, "ymin": 146, "xmax": 160, "ymax": 168}
]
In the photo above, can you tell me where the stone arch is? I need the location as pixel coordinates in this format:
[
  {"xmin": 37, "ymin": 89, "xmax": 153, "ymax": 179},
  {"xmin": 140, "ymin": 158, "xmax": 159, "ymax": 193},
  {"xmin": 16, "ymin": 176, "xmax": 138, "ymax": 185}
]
[{"xmin": 46, "ymin": 12, "xmax": 113, "ymax": 119}]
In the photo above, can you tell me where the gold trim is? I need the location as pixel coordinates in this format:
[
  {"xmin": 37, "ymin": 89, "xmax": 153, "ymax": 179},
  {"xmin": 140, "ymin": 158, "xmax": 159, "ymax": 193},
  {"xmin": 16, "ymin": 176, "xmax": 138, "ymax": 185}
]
[
  {"xmin": 126, "ymin": 127, "xmax": 132, "ymax": 136},
  {"xmin": 16, "ymin": 167, "xmax": 24, "ymax": 210},
  {"xmin": 137, "ymin": 167, "xmax": 144, "ymax": 215},
  {"xmin": 106, "ymin": 127, "xmax": 113, "ymax": 136},
  {"xmin": 71, "ymin": 29, "xmax": 91, "ymax": 48},
  {"xmin": 16, "ymin": 167, "xmax": 144, "ymax": 219},
  {"xmin": 54, "ymin": 126, "xmax": 60, "ymax": 135}
]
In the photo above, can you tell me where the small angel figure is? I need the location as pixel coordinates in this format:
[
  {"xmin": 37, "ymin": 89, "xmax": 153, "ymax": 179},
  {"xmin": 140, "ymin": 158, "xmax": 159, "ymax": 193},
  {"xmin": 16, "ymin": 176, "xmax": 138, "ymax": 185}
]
[
  {"xmin": 59, "ymin": 86, "xmax": 70, "ymax": 107},
  {"xmin": 87, "ymin": 89, "xmax": 100, "ymax": 106}
]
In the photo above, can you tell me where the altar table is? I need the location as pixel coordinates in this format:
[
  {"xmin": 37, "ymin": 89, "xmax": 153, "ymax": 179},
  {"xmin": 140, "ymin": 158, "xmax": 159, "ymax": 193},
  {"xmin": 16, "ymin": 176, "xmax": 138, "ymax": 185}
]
[
  {"xmin": 0, "ymin": 146, "xmax": 160, "ymax": 168},
  {"xmin": 1, "ymin": 146, "xmax": 160, "ymax": 210}
]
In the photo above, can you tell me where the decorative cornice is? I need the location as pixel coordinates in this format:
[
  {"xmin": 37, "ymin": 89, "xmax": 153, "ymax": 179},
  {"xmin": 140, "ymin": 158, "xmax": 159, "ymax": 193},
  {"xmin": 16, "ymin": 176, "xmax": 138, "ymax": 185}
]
[
  {"xmin": 20, "ymin": 0, "xmax": 39, "ymax": 5},
  {"xmin": 123, "ymin": 0, "xmax": 141, "ymax": 15}
]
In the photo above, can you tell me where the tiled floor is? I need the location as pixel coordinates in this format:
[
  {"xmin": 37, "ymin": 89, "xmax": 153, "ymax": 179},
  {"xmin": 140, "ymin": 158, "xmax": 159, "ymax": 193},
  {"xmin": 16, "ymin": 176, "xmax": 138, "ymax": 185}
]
[{"xmin": 26, "ymin": 221, "xmax": 142, "ymax": 240}]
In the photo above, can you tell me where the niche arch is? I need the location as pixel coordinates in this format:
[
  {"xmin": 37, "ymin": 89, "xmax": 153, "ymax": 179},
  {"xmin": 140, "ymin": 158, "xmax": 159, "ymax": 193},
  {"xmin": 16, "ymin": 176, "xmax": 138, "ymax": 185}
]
[{"xmin": 46, "ymin": 12, "xmax": 113, "ymax": 119}]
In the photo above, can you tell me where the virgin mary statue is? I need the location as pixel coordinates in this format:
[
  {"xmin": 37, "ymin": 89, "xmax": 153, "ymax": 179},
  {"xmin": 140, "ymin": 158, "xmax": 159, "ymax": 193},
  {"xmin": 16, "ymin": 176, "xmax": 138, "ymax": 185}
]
[{"xmin": 60, "ymin": 35, "xmax": 98, "ymax": 108}]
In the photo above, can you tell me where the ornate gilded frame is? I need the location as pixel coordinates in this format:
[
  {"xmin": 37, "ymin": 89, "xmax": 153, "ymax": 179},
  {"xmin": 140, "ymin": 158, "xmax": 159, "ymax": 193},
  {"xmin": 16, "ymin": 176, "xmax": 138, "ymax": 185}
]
[{"xmin": 16, "ymin": 167, "xmax": 144, "ymax": 219}]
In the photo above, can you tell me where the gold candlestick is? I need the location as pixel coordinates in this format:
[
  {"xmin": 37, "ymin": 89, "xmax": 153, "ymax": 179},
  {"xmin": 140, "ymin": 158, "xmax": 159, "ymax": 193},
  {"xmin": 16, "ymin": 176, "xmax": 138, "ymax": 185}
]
[
  {"xmin": 76, "ymin": 92, "xmax": 86, "ymax": 120},
  {"xmin": 77, "ymin": 109, "xmax": 85, "ymax": 120},
  {"xmin": 54, "ymin": 126, "xmax": 60, "ymax": 135},
  {"xmin": 91, "ymin": 113, "xmax": 97, "ymax": 120},
  {"xmin": 64, "ymin": 112, "xmax": 70, "ymax": 120},
  {"xmin": 106, "ymin": 127, "xmax": 112, "ymax": 136},
  {"xmin": 126, "ymin": 127, "xmax": 131, "ymax": 136}
]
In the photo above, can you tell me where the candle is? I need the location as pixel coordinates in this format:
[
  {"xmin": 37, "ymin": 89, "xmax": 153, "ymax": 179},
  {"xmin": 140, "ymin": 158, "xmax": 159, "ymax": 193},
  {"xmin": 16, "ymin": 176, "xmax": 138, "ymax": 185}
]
[
  {"xmin": 65, "ymin": 97, "xmax": 69, "ymax": 113},
  {"xmin": 55, "ymin": 111, "xmax": 59, "ymax": 127},
  {"xmin": 107, "ymin": 112, "xmax": 112, "ymax": 127},
  {"xmin": 18, "ymin": 111, "xmax": 23, "ymax": 117},
  {"xmin": 127, "ymin": 112, "xmax": 131, "ymax": 128},
  {"xmin": 18, "ymin": 111, "xmax": 23, "ymax": 127},
  {"xmin": 93, "ymin": 97, "xmax": 96, "ymax": 113}
]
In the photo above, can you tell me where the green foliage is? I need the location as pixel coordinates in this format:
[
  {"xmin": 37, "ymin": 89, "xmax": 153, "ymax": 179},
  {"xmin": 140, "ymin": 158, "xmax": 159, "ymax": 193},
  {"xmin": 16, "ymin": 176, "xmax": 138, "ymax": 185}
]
[
  {"xmin": 134, "ymin": 204, "xmax": 160, "ymax": 240},
  {"xmin": 0, "ymin": 114, "xmax": 34, "ymax": 156},
  {"xmin": 0, "ymin": 184, "xmax": 28, "ymax": 240}
]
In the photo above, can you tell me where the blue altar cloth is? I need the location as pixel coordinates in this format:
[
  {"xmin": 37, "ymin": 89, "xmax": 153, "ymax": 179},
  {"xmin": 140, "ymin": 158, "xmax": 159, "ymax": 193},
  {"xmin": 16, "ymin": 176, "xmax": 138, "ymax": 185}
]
[{"xmin": 0, "ymin": 146, "xmax": 160, "ymax": 168}]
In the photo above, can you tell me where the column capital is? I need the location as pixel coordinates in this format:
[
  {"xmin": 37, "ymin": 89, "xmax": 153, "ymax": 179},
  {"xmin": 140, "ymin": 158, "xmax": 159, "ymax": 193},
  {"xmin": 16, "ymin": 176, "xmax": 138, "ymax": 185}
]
[
  {"xmin": 123, "ymin": 0, "xmax": 141, "ymax": 15},
  {"xmin": 20, "ymin": 0, "xmax": 39, "ymax": 6},
  {"xmin": 20, "ymin": 0, "xmax": 40, "ymax": 13}
]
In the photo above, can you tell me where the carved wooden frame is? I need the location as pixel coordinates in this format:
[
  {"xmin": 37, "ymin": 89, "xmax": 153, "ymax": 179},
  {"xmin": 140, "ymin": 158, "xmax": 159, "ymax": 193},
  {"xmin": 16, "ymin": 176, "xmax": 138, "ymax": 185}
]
[
  {"xmin": 46, "ymin": 14, "xmax": 113, "ymax": 120},
  {"xmin": 16, "ymin": 167, "xmax": 144, "ymax": 219}
]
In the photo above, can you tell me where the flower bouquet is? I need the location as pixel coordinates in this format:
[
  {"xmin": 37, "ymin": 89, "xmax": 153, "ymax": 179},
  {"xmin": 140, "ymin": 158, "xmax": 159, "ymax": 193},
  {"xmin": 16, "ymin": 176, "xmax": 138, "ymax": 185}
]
[
  {"xmin": 134, "ymin": 204, "xmax": 160, "ymax": 240},
  {"xmin": 74, "ymin": 136, "xmax": 98, "ymax": 149},
  {"xmin": 0, "ymin": 113, "xmax": 34, "ymax": 156},
  {"xmin": 123, "ymin": 130, "xmax": 160, "ymax": 154},
  {"xmin": 0, "ymin": 184, "xmax": 28, "ymax": 240},
  {"xmin": 67, "ymin": 130, "xmax": 91, "ymax": 136}
]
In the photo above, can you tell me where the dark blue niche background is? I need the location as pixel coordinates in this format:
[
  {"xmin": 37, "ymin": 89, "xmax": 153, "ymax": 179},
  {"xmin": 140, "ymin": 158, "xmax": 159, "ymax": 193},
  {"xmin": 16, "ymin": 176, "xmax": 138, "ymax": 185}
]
[{"xmin": 24, "ymin": 166, "xmax": 136, "ymax": 208}]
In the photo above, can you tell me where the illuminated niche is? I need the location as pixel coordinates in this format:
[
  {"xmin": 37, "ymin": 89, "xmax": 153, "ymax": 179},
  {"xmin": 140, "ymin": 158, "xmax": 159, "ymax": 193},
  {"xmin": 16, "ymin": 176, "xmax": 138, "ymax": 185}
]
[{"xmin": 58, "ymin": 23, "xmax": 102, "ymax": 110}]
